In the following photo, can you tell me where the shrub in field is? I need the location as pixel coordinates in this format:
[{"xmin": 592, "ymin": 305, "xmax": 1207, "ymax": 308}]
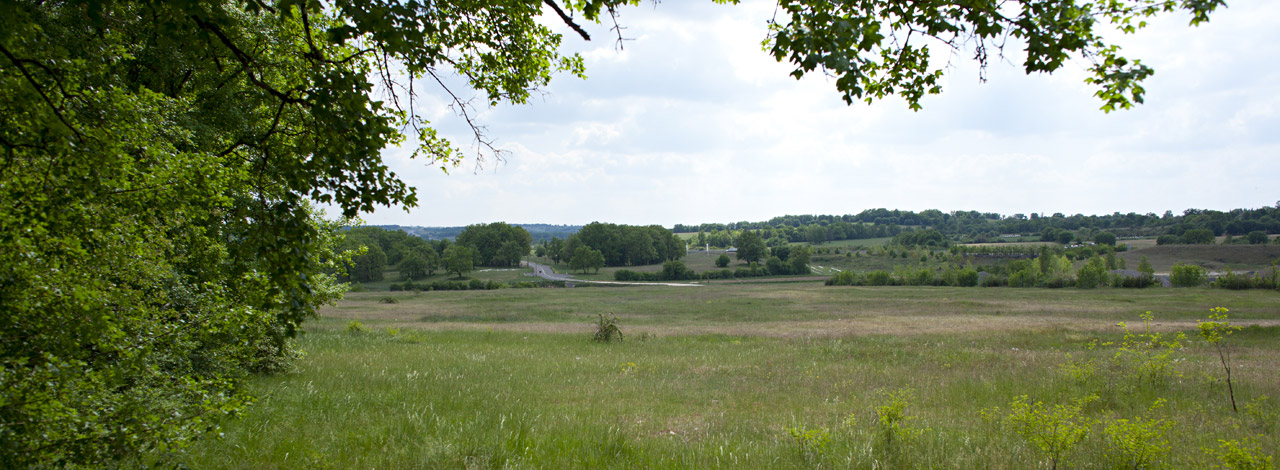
[
  {"xmin": 346, "ymin": 320, "xmax": 368, "ymax": 334},
  {"xmin": 1245, "ymin": 231, "xmax": 1269, "ymax": 245},
  {"xmin": 1004, "ymin": 395, "xmax": 1097, "ymax": 470},
  {"xmin": 1214, "ymin": 270, "xmax": 1260, "ymax": 290},
  {"xmin": 1170, "ymin": 263, "xmax": 1208, "ymax": 287},
  {"xmin": 826, "ymin": 271, "xmax": 859, "ymax": 286},
  {"xmin": 661, "ymin": 260, "xmax": 696, "ymax": 280},
  {"xmin": 954, "ymin": 267, "xmax": 980, "ymax": 287},
  {"xmin": 1103, "ymin": 399, "xmax": 1174, "ymax": 470},
  {"xmin": 864, "ymin": 270, "xmax": 893, "ymax": 286},
  {"xmin": 716, "ymin": 254, "xmax": 731, "ymax": 267},
  {"xmin": 1076, "ymin": 257, "xmax": 1108, "ymax": 289},
  {"xmin": 1182, "ymin": 228, "xmax": 1216, "ymax": 244},
  {"xmin": 592, "ymin": 313, "xmax": 623, "ymax": 343},
  {"xmin": 786, "ymin": 426, "xmax": 831, "ymax": 463},
  {"xmin": 1008, "ymin": 267, "xmax": 1040, "ymax": 288},
  {"xmin": 1115, "ymin": 312, "xmax": 1187, "ymax": 386},
  {"xmin": 1205, "ymin": 439, "xmax": 1275, "ymax": 470},
  {"xmin": 1198, "ymin": 307, "xmax": 1242, "ymax": 412},
  {"xmin": 870, "ymin": 388, "xmax": 927, "ymax": 452},
  {"xmin": 379, "ymin": 296, "xmax": 399, "ymax": 304}
]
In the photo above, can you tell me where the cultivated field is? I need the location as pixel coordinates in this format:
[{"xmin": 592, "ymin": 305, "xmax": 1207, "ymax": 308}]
[{"xmin": 179, "ymin": 285, "xmax": 1279, "ymax": 469}]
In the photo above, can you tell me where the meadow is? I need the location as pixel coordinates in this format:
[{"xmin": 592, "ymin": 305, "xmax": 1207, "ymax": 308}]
[{"xmin": 178, "ymin": 285, "xmax": 1279, "ymax": 469}]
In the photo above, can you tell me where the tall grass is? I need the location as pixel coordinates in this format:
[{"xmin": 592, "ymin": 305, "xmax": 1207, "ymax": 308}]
[{"xmin": 178, "ymin": 290, "xmax": 1280, "ymax": 468}]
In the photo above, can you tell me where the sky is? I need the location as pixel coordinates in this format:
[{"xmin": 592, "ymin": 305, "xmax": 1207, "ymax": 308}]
[{"xmin": 360, "ymin": 0, "xmax": 1280, "ymax": 228}]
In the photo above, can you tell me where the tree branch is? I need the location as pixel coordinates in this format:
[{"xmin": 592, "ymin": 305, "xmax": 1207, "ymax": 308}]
[
  {"xmin": 544, "ymin": 0, "xmax": 591, "ymax": 41},
  {"xmin": 426, "ymin": 68, "xmax": 504, "ymax": 167},
  {"xmin": 0, "ymin": 43, "xmax": 85, "ymax": 141}
]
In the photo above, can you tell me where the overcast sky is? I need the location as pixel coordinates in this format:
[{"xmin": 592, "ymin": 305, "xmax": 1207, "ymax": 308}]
[{"xmin": 360, "ymin": 0, "xmax": 1280, "ymax": 228}]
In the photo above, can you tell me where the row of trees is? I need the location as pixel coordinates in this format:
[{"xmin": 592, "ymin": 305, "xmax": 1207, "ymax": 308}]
[
  {"xmin": 692, "ymin": 222, "xmax": 902, "ymax": 247},
  {"xmin": 675, "ymin": 204, "xmax": 1280, "ymax": 245}
]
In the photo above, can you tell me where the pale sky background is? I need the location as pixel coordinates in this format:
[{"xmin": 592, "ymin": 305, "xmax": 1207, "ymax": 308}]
[{"xmin": 361, "ymin": 0, "xmax": 1280, "ymax": 228}]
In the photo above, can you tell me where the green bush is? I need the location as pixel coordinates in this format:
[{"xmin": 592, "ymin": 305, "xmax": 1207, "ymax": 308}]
[
  {"xmin": 715, "ymin": 253, "xmax": 731, "ymax": 267},
  {"xmin": 592, "ymin": 313, "xmax": 623, "ymax": 343},
  {"xmin": 1181, "ymin": 228, "xmax": 1216, "ymax": 244},
  {"xmin": 1214, "ymin": 270, "xmax": 1259, "ymax": 290},
  {"xmin": 1075, "ymin": 258, "xmax": 1108, "ymax": 289},
  {"xmin": 1004, "ymin": 395, "xmax": 1097, "ymax": 470},
  {"xmin": 1170, "ymin": 263, "xmax": 1207, "ymax": 287},
  {"xmin": 661, "ymin": 260, "xmax": 697, "ymax": 280},
  {"xmin": 954, "ymin": 268, "xmax": 980, "ymax": 287},
  {"xmin": 826, "ymin": 271, "xmax": 859, "ymax": 286},
  {"xmin": 864, "ymin": 270, "xmax": 893, "ymax": 286}
]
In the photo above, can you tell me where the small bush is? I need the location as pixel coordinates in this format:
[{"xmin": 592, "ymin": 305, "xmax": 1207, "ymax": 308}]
[
  {"xmin": 786, "ymin": 426, "xmax": 831, "ymax": 463},
  {"xmin": 869, "ymin": 388, "xmax": 927, "ymax": 454},
  {"xmin": 346, "ymin": 320, "xmax": 368, "ymax": 334},
  {"xmin": 379, "ymin": 296, "xmax": 399, "ymax": 304},
  {"xmin": 1170, "ymin": 263, "xmax": 1207, "ymax": 287},
  {"xmin": 1005, "ymin": 395, "xmax": 1096, "ymax": 470},
  {"xmin": 1205, "ymin": 438, "xmax": 1274, "ymax": 470},
  {"xmin": 954, "ymin": 268, "xmax": 979, "ymax": 287},
  {"xmin": 1214, "ymin": 270, "xmax": 1259, "ymax": 290},
  {"xmin": 826, "ymin": 271, "xmax": 858, "ymax": 286},
  {"xmin": 1116, "ymin": 311, "xmax": 1187, "ymax": 386},
  {"xmin": 864, "ymin": 270, "xmax": 892, "ymax": 286},
  {"xmin": 592, "ymin": 313, "xmax": 623, "ymax": 343},
  {"xmin": 1103, "ymin": 400, "xmax": 1173, "ymax": 470}
]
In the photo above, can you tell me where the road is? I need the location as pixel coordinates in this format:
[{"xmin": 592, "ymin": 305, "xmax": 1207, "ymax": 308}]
[{"xmin": 522, "ymin": 261, "xmax": 701, "ymax": 287}]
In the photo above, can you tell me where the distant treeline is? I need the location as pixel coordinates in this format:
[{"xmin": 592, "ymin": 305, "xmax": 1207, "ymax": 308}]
[
  {"xmin": 372, "ymin": 223, "xmax": 581, "ymax": 242},
  {"xmin": 674, "ymin": 205, "xmax": 1280, "ymax": 243}
]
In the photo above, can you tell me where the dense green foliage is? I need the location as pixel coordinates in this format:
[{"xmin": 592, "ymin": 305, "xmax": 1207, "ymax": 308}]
[
  {"xmin": 768, "ymin": 0, "xmax": 1226, "ymax": 111},
  {"xmin": 551, "ymin": 223, "xmax": 685, "ymax": 267},
  {"xmin": 1171, "ymin": 263, "xmax": 1208, "ymax": 288},
  {"xmin": 891, "ymin": 228, "xmax": 948, "ymax": 247},
  {"xmin": 0, "ymin": 0, "xmax": 632, "ymax": 464},
  {"xmin": 735, "ymin": 230, "xmax": 768, "ymax": 265},
  {"xmin": 455, "ymin": 222, "xmax": 533, "ymax": 267}
]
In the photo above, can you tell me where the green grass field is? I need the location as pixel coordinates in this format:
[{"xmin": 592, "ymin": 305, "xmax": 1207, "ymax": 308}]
[
  {"xmin": 178, "ymin": 285, "xmax": 1279, "ymax": 469},
  {"xmin": 1121, "ymin": 244, "xmax": 1280, "ymax": 274}
]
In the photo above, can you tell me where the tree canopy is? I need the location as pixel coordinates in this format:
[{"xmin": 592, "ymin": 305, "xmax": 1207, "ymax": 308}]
[{"xmin": 455, "ymin": 222, "xmax": 533, "ymax": 267}]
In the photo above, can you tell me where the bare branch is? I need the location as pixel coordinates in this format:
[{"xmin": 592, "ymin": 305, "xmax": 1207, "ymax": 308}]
[
  {"xmin": 425, "ymin": 68, "xmax": 505, "ymax": 169},
  {"xmin": 607, "ymin": 6, "xmax": 633, "ymax": 51}
]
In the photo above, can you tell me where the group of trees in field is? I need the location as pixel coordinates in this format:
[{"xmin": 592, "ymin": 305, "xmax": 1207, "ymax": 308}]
[
  {"xmin": 536, "ymin": 223, "xmax": 685, "ymax": 272},
  {"xmin": 343, "ymin": 224, "xmax": 532, "ymax": 281},
  {"xmin": 454, "ymin": 222, "xmax": 533, "ymax": 268}
]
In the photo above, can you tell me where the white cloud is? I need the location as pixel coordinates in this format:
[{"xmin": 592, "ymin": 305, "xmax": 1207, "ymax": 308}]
[{"xmin": 363, "ymin": 0, "xmax": 1280, "ymax": 227}]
